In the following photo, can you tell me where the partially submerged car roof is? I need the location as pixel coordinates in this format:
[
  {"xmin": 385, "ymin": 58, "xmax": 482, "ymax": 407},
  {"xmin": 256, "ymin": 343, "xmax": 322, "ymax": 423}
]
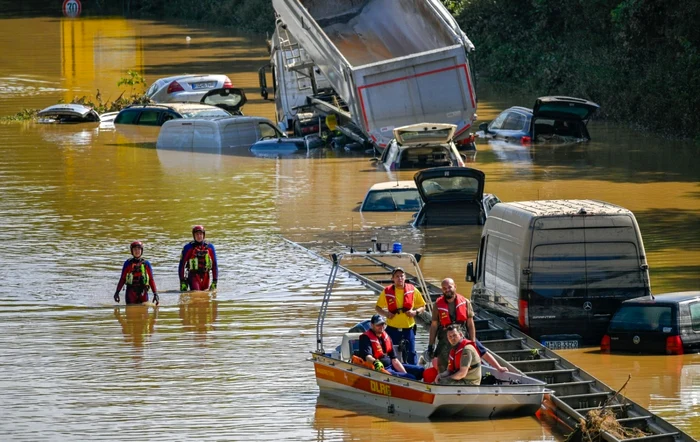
[
  {"xmin": 414, "ymin": 166, "xmax": 485, "ymax": 203},
  {"xmin": 200, "ymin": 87, "xmax": 247, "ymax": 114},
  {"xmin": 37, "ymin": 104, "xmax": 100, "ymax": 122},
  {"xmin": 622, "ymin": 291, "xmax": 700, "ymax": 305},
  {"xmin": 393, "ymin": 123, "xmax": 456, "ymax": 146},
  {"xmin": 532, "ymin": 96, "xmax": 600, "ymax": 121},
  {"xmin": 368, "ymin": 180, "xmax": 417, "ymax": 191}
]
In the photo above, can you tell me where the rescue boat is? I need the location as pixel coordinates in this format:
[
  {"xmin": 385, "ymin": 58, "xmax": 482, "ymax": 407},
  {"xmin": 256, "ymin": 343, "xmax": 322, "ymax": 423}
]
[{"xmin": 311, "ymin": 250, "xmax": 549, "ymax": 418}]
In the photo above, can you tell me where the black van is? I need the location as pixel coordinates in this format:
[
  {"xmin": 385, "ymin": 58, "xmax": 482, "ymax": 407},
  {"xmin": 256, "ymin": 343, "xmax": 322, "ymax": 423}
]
[
  {"xmin": 601, "ymin": 292, "xmax": 700, "ymax": 354},
  {"xmin": 466, "ymin": 200, "xmax": 651, "ymax": 346}
]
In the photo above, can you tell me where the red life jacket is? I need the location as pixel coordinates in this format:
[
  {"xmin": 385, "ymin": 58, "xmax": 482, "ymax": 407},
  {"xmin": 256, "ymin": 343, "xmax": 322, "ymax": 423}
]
[
  {"xmin": 447, "ymin": 338, "xmax": 479, "ymax": 373},
  {"xmin": 363, "ymin": 330, "xmax": 393, "ymax": 359},
  {"xmin": 187, "ymin": 242, "xmax": 212, "ymax": 273},
  {"xmin": 436, "ymin": 294, "xmax": 469, "ymax": 327},
  {"xmin": 125, "ymin": 258, "xmax": 149, "ymax": 288},
  {"xmin": 384, "ymin": 283, "xmax": 415, "ymax": 314}
]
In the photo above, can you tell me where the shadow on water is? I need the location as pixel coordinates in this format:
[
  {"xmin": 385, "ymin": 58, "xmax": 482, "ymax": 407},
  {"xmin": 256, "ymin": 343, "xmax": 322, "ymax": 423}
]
[{"xmin": 636, "ymin": 209, "xmax": 700, "ymax": 252}]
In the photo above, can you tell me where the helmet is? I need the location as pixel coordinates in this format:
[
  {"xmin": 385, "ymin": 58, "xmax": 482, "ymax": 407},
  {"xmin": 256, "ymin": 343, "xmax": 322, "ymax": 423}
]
[
  {"xmin": 130, "ymin": 241, "xmax": 143, "ymax": 253},
  {"xmin": 192, "ymin": 225, "xmax": 205, "ymax": 239}
]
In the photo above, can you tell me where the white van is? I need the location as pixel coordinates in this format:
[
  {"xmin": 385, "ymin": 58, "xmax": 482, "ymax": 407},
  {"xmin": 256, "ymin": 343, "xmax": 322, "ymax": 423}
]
[
  {"xmin": 156, "ymin": 116, "xmax": 284, "ymax": 153},
  {"xmin": 466, "ymin": 200, "xmax": 651, "ymax": 346}
]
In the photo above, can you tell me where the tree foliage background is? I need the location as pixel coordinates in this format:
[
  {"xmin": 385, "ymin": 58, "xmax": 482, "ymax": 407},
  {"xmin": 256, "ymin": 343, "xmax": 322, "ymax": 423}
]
[{"xmin": 443, "ymin": 0, "xmax": 700, "ymax": 137}]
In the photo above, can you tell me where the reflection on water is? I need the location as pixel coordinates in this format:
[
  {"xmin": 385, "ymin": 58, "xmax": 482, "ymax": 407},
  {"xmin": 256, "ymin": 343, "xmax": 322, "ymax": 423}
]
[{"xmin": 0, "ymin": 15, "xmax": 698, "ymax": 441}]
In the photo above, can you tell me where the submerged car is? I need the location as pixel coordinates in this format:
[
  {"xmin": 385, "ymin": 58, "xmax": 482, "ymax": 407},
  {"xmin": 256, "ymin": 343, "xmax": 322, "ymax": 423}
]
[
  {"xmin": 37, "ymin": 104, "xmax": 101, "ymax": 123},
  {"xmin": 412, "ymin": 166, "xmax": 499, "ymax": 227},
  {"xmin": 249, "ymin": 135, "xmax": 325, "ymax": 157},
  {"xmin": 115, "ymin": 88, "xmax": 247, "ymax": 126},
  {"xmin": 146, "ymin": 74, "xmax": 233, "ymax": 103},
  {"xmin": 479, "ymin": 96, "xmax": 600, "ymax": 144},
  {"xmin": 156, "ymin": 116, "xmax": 286, "ymax": 152},
  {"xmin": 360, "ymin": 181, "xmax": 423, "ymax": 212},
  {"xmin": 601, "ymin": 292, "xmax": 700, "ymax": 355},
  {"xmin": 376, "ymin": 123, "xmax": 465, "ymax": 171}
]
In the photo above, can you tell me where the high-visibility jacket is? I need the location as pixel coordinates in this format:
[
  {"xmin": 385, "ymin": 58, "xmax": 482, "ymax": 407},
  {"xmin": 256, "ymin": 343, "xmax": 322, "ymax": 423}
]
[
  {"xmin": 384, "ymin": 283, "xmax": 414, "ymax": 314},
  {"xmin": 363, "ymin": 330, "xmax": 393, "ymax": 359},
  {"xmin": 125, "ymin": 259, "xmax": 149, "ymax": 287},
  {"xmin": 436, "ymin": 294, "xmax": 469, "ymax": 327},
  {"xmin": 448, "ymin": 338, "xmax": 480, "ymax": 373}
]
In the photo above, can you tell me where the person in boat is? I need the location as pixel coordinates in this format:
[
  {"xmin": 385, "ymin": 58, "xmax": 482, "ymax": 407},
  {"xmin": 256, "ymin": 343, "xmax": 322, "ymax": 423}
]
[
  {"xmin": 114, "ymin": 241, "xmax": 159, "ymax": 305},
  {"xmin": 178, "ymin": 225, "xmax": 218, "ymax": 292},
  {"xmin": 358, "ymin": 314, "xmax": 424, "ymax": 380},
  {"xmin": 435, "ymin": 325, "xmax": 481, "ymax": 385},
  {"xmin": 427, "ymin": 278, "xmax": 508, "ymax": 373},
  {"xmin": 374, "ymin": 267, "xmax": 427, "ymax": 365}
]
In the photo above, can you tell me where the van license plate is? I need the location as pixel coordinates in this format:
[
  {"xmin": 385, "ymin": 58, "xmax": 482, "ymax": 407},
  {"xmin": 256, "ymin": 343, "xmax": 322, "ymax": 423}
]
[{"xmin": 543, "ymin": 340, "xmax": 579, "ymax": 350}]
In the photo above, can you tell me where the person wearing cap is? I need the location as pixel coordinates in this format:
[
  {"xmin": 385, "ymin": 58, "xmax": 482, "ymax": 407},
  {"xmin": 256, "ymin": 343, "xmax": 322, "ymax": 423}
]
[
  {"xmin": 179, "ymin": 225, "xmax": 218, "ymax": 292},
  {"xmin": 358, "ymin": 314, "xmax": 424, "ymax": 380},
  {"xmin": 114, "ymin": 241, "xmax": 159, "ymax": 305},
  {"xmin": 374, "ymin": 266, "xmax": 427, "ymax": 365}
]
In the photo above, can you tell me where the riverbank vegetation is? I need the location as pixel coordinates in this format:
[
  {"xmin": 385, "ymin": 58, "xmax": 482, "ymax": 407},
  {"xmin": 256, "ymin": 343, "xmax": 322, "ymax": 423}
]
[{"xmin": 443, "ymin": 0, "xmax": 700, "ymax": 139}]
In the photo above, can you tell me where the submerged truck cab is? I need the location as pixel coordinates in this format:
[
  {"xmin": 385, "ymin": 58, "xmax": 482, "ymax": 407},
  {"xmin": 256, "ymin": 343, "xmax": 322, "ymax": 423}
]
[{"xmin": 466, "ymin": 200, "xmax": 651, "ymax": 345}]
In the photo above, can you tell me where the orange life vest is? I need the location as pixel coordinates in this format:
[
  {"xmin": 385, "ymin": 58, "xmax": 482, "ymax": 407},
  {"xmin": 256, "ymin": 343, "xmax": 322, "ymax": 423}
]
[
  {"xmin": 363, "ymin": 330, "xmax": 393, "ymax": 359},
  {"xmin": 384, "ymin": 283, "xmax": 415, "ymax": 314},
  {"xmin": 436, "ymin": 294, "xmax": 469, "ymax": 327},
  {"xmin": 448, "ymin": 338, "xmax": 479, "ymax": 373}
]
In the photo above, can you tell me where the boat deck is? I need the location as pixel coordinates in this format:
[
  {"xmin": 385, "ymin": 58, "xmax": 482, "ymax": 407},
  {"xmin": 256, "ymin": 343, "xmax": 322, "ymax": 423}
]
[{"xmin": 290, "ymin": 238, "xmax": 695, "ymax": 442}]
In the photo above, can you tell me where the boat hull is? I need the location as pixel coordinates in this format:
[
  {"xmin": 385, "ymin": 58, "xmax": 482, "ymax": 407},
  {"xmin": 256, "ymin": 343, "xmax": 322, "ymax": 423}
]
[{"xmin": 312, "ymin": 355, "xmax": 546, "ymax": 418}]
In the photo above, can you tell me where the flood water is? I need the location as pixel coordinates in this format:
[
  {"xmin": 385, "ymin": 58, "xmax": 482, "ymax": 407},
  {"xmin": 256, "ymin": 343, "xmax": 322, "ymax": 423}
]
[{"xmin": 0, "ymin": 16, "xmax": 698, "ymax": 441}]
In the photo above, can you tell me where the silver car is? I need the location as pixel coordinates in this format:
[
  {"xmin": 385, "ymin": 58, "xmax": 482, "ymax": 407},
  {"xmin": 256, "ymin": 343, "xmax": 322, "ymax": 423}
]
[
  {"xmin": 375, "ymin": 123, "xmax": 466, "ymax": 171},
  {"xmin": 146, "ymin": 74, "xmax": 233, "ymax": 103}
]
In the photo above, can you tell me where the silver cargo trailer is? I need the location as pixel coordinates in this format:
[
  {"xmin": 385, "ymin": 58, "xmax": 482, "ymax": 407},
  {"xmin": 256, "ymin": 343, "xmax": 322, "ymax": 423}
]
[{"xmin": 269, "ymin": 0, "xmax": 478, "ymax": 149}]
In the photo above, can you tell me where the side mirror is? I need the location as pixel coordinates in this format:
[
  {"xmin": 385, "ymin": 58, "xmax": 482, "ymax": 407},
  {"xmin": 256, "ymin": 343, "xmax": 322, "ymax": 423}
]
[
  {"xmin": 479, "ymin": 122, "xmax": 489, "ymax": 133},
  {"xmin": 466, "ymin": 261, "xmax": 475, "ymax": 282}
]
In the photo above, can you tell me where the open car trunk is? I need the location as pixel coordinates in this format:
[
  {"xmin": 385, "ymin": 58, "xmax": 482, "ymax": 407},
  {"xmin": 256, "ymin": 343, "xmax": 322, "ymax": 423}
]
[
  {"xmin": 412, "ymin": 166, "xmax": 486, "ymax": 226},
  {"xmin": 200, "ymin": 88, "xmax": 247, "ymax": 115},
  {"xmin": 530, "ymin": 96, "xmax": 599, "ymax": 141}
]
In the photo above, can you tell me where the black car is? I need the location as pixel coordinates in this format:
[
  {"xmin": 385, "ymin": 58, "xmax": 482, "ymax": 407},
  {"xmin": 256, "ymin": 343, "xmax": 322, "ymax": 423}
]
[
  {"xmin": 412, "ymin": 166, "xmax": 498, "ymax": 227},
  {"xmin": 479, "ymin": 96, "xmax": 600, "ymax": 144},
  {"xmin": 601, "ymin": 291, "xmax": 700, "ymax": 355},
  {"xmin": 114, "ymin": 87, "xmax": 247, "ymax": 126}
]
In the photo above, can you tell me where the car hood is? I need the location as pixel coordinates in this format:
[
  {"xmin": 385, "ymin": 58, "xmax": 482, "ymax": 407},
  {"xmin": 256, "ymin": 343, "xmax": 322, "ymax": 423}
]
[
  {"xmin": 532, "ymin": 96, "xmax": 600, "ymax": 121},
  {"xmin": 414, "ymin": 166, "xmax": 485, "ymax": 203},
  {"xmin": 37, "ymin": 104, "xmax": 100, "ymax": 122},
  {"xmin": 393, "ymin": 123, "xmax": 456, "ymax": 145},
  {"xmin": 200, "ymin": 87, "xmax": 247, "ymax": 113}
]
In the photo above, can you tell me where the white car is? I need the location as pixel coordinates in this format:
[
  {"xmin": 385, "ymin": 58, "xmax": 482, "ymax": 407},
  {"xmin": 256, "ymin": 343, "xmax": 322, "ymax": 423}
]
[
  {"xmin": 376, "ymin": 123, "xmax": 466, "ymax": 171},
  {"xmin": 146, "ymin": 74, "xmax": 233, "ymax": 103},
  {"xmin": 360, "ymin": 181, "xmax": 423, "ymax": 212}
]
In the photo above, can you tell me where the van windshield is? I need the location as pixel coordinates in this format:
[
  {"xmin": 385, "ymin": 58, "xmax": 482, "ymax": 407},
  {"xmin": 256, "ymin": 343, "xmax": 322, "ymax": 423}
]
[
  {"xmin": 530, "ymin": 242, "xmax": 646, "ymax": 298},
  {"xmin": 608, "ymin": 305, "xmax": 673, "ymax": 332}
]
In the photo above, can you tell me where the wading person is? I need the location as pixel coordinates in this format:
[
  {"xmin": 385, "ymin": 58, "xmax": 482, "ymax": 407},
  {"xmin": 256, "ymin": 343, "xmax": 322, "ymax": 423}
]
[
  {"xmin": 359, "ymin": 314, "xmax": 424, "ymax": 380},
  {"xmin": 179, "ymin": 225, "xmax": 218, "ymax": 292},
  {"xmin": 375, "ymin": 267, "xmax": 427, "ymax": 365},
  {"xmin": 435, "ymin": 325, "xmax": 481, "ymax": 385},
  {"xmin": 114, "ymin": 241, "xmax": 159, "ymax": 305}
]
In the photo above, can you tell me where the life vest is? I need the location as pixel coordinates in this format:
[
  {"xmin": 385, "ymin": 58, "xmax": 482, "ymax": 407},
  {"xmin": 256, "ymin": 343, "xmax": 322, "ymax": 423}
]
[
  {"xmin": 436, "ymin": 294, "xmax": 469, "ymax": 327},
  {"xmin": 363, "ymin": 330, "xmax": 393, "ymax": 359},
  {"xmin": 187, "ymin": 242, "xmax": 212, "ymax": 273},
  {"xmin": 448, "ymin": 338, "xmax": 480, "ymax": 373},
  {"xmin": 384, "ymin": 283, "xmax": 415, "ymax": 314},
  {"xmin": 125, "ymin": 259, "xmax": 149, "ymax": 287}
]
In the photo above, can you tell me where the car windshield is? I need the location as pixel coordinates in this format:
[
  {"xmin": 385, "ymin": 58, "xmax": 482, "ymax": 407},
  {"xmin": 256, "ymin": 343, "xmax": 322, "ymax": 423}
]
[
  {"xmin": 398, "ymin": 146, "xmax": 453, "ymax": 169},
  {"xmin": 182, "ymin": 108, "xmax": 230, "ymax": 119},
  {"xmin": 419, "ymin": 176, "xmax": 480, "ymax": 201},
  {"xmin": 609, "ymin": 305, "xmax": 673, "ymax": 332},
  {"xmin": 362, "ymin": 189, "xmax": 422, "ymax": 211}
]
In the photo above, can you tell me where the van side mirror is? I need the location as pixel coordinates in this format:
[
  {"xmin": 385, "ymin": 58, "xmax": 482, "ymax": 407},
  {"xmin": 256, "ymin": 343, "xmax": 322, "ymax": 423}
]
[
  {"xmin": 466, "ymin": 261, "xmax": 474, "ymax": 282},
  {"xmin": 479, "ymin": 122, "xmax": 489, "ymax": 133}
]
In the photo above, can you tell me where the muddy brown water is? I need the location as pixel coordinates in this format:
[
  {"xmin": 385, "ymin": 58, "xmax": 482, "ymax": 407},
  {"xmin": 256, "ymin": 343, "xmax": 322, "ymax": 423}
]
[{"xmin": 0, "ymin": 17, "xmax": 698, "ymax": 441}]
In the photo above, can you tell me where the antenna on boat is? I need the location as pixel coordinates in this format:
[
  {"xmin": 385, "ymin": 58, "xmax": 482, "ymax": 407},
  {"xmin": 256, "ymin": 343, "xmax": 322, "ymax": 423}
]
[{"xmin": 350, "ymin": 217, "xmax": 355, "ymax": 253}]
